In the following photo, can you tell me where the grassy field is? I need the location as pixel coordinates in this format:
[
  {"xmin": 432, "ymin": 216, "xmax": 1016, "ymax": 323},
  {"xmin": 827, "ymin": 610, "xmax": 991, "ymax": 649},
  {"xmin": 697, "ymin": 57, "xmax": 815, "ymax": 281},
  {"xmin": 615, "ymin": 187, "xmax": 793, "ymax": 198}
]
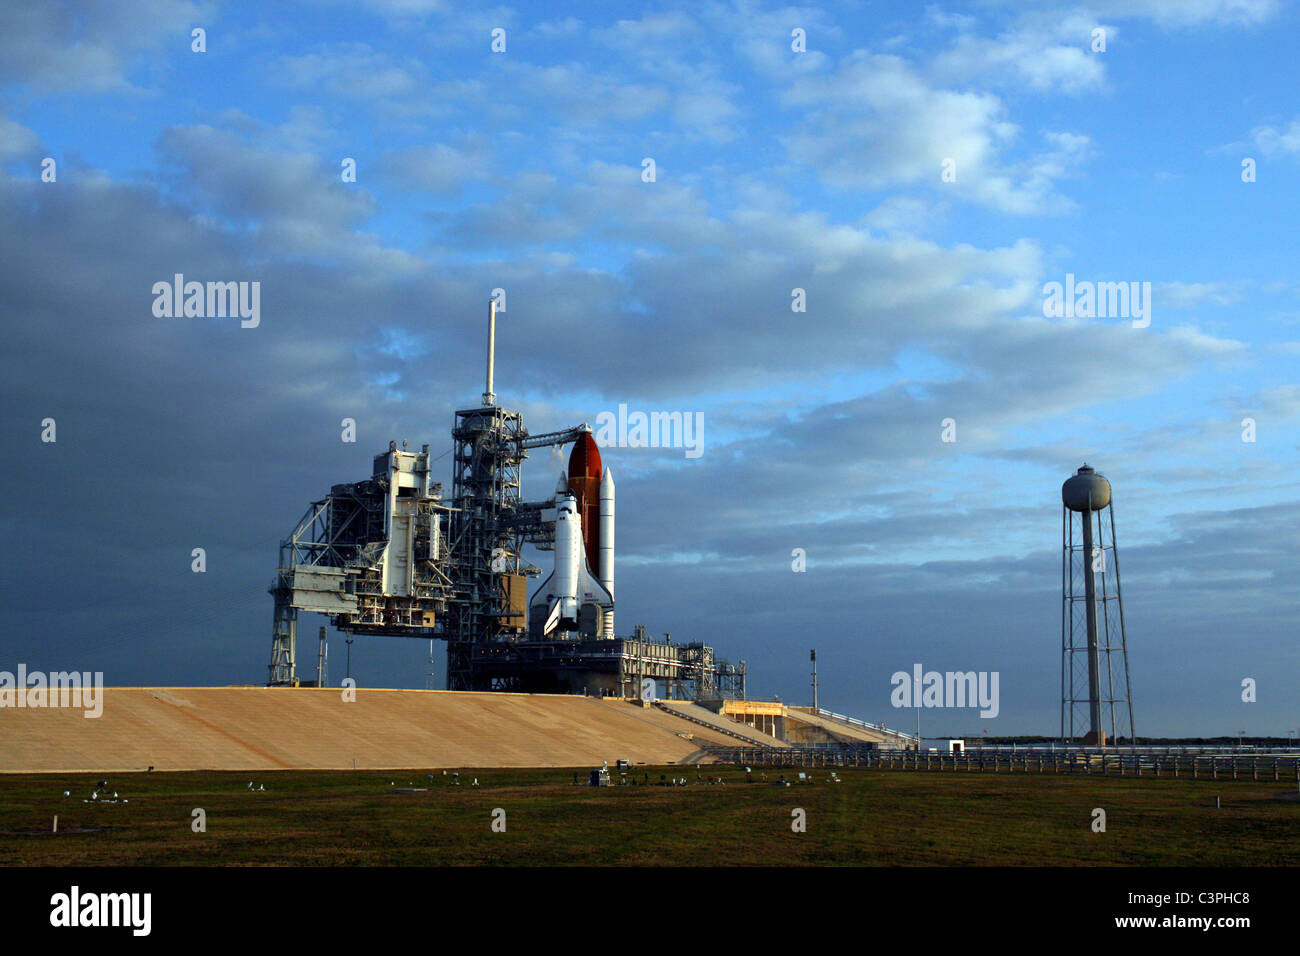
[{"xmin": 1, "ymin": 765, "xmax": 1295, "ymax": 866}]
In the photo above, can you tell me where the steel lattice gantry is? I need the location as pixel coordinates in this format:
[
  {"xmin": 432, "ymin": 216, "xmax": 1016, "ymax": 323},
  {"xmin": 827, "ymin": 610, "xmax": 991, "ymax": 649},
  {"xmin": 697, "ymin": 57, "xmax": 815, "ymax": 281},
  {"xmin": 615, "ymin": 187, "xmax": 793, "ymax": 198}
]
[{"xmin": 445, "ymin": 404, "xmax": 529, "ymax": 690}]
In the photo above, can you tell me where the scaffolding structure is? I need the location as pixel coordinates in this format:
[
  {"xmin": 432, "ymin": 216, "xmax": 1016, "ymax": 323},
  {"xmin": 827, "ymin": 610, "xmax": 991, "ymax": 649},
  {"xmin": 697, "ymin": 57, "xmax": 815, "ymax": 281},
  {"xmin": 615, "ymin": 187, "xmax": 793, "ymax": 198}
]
[{"xmin": 445, "ymin": 404, "xmax": 527, "ymax": 690}]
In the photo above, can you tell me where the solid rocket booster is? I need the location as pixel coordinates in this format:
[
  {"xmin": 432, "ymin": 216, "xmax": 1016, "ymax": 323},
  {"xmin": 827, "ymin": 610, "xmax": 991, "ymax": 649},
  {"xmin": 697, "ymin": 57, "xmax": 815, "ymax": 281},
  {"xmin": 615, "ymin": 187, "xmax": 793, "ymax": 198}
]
[
  {"xmin": 599, "ymin": 467, "xmax": 614, "ymax": 637},
  {"xmin": 599, "ymin": 467, "xmax": 614, "ymax": 597}
]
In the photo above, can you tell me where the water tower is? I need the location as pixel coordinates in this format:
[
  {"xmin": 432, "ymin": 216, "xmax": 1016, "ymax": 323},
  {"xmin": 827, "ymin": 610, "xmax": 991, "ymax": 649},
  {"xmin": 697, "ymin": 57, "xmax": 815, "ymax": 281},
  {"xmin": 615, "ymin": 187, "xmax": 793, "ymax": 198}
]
[{"xmin": 1061, "ymin": 464, "xmax": 1135, "ymax": 745}]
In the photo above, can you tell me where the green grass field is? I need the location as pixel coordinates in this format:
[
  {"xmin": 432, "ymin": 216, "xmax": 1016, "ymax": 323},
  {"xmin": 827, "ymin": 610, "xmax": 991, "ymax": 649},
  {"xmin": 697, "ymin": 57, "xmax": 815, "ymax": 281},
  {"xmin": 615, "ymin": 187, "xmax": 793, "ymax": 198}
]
[{"xmin": 1, "ymin": 765, "xmax": 1295, "ymax": 866}]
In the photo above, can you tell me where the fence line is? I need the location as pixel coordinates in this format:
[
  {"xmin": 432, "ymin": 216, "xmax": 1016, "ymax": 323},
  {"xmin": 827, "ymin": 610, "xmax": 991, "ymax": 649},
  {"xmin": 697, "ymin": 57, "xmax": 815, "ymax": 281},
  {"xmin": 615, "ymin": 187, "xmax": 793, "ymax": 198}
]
[{"xmin": 709, "ymin": 747, "xmax": 1300, "ymax": 781}]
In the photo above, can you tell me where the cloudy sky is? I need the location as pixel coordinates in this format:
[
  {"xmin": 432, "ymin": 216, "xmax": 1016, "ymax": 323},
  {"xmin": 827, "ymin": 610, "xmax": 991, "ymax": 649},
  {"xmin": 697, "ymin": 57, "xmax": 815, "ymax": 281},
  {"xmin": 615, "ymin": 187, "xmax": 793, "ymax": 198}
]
[{"xmin": 2, "ymin": 0, "xmax": 1297, "ymax": 737}]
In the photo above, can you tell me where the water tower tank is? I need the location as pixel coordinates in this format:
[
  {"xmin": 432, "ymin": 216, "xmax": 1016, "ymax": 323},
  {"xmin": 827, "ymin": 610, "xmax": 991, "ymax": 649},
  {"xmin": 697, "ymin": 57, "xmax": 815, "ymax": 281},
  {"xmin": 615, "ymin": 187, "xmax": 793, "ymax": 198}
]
[{"xmin": 1062, "ymin": 464, "xmax": 1111, "ymax": 512}]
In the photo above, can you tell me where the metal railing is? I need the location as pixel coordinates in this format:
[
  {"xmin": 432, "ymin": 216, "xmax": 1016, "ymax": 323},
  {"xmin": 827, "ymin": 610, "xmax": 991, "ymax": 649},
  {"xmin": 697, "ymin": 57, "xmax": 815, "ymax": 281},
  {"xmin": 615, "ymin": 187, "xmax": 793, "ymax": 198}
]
[
  {"xmin": 813, "ymin": 708, "xmax": 919, "ymax": 743},
  {"xmin": 710, "ymin": 747, "xmax": 1300, "ymax": 778},
  {"xmin": 963, "ymin": 743, "xmax": 1300, "ymax": 755}
]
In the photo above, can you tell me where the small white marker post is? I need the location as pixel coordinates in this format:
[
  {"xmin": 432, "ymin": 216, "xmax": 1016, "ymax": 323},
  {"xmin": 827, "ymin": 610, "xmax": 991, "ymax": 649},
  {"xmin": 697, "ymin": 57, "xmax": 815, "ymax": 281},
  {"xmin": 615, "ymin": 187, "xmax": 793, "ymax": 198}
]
[{"xmin": 52, "ymin": 815, "xmax": 58, "ymax": 833}]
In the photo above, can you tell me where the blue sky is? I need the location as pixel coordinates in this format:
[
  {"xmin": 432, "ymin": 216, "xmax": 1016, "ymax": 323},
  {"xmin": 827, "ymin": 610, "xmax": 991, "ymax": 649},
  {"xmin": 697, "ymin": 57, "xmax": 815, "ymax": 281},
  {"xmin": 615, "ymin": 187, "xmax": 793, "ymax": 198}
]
[{"xmin": 1, "ymin": 0, "xmax": 1298, "ymax": 737}]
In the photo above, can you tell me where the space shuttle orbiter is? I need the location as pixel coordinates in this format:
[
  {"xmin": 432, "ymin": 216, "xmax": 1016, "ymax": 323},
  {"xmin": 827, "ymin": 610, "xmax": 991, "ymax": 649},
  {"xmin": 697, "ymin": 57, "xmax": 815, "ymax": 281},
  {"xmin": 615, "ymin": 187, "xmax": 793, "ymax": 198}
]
[{"xmin": 531, "ymin": 432, "xmax": 615, "ymax": 638}]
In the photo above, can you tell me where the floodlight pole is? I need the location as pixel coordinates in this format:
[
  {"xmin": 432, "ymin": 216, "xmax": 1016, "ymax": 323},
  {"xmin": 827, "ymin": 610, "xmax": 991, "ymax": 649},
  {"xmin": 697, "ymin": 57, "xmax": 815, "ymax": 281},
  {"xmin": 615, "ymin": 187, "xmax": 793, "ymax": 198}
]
[{"xmin": 810, "ymin": 649, "xmax": 818, "ymax": 711}]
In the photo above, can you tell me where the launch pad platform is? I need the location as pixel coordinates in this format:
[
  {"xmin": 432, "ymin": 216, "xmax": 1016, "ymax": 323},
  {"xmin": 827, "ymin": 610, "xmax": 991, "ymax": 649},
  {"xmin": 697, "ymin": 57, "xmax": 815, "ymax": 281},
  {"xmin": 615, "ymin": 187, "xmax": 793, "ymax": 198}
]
[{"xmin": 470, "ymin": 629, "xmax": 746, "ymax": 697}]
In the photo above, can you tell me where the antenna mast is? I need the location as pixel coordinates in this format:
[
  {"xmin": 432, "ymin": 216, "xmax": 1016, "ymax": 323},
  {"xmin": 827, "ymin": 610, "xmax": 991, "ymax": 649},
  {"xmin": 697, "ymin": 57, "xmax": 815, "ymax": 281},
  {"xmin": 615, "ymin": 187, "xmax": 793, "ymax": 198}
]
[{"xmin": 483, "ymin": 297, "xmax": 497, "ymax": 406}]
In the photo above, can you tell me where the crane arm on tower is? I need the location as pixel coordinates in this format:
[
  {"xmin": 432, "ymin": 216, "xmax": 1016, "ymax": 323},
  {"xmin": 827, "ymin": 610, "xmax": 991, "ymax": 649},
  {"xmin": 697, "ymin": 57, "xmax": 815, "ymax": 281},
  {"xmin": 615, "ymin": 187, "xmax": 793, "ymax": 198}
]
[{"xmin": 520, "ymin": 425, "xmax": 590, "ymax": 450}]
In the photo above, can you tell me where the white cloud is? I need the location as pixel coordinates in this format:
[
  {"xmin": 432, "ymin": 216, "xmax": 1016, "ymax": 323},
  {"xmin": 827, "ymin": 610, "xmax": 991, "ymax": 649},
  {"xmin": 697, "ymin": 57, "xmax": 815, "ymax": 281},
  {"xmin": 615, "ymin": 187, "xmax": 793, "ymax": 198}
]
[
  {"xmin": 710, "ymin": 1, "xmax": 839, "ymax": 78},
  {"xmin": 783, "ymin": 53, "xmax": 1013, "ymax": 186},
  {"xmin": 1249, "ymin": 384, "xmax": 1300, "ymax": 416},
  {"xmin": 157, "ymin": 124, "xmax": 378, "ymax": 257},
  {"xmin": 781, "ymin": 52, "xmax": 1087, "ymax": 213},
  {"xmin": 276, "ymin": 43, "xmax": 428, "ymax": 100},
  {"xmin": 502, "ymin": 62, "xmax": 671, "ymax": 123},
  {"xmin": 1088, "ymin": 0, "xmax": 1278, "ymax": 27},
  {"xmin": 590, "ymin": 10, "xmax": 700, "ymax": 58},
  {"xmin": 930, "ymin": 13, "xmax": 1110, "ymax": 94},
  {"xmin": 0, "ymin": 113, "xmax": 40, "ymax": 162},
  {"xmin": 862, "ymin": 196, "xmax": 944, "ymax": 234},
  {"xmin": 384, "ymin": 135, "xmax": 495, "ymax": 195},
  {"xmin": 0, "ymin": 0, "xmax": 210, "ymax": 93},
  {"xmin": 531, "ymin": 17, "xmax": 584, "ymax": 39},
  {"xmin": 1249, "ymin": 118, "xmax": 1300, "ymax": 158},
  {"xmin": 1164, "ymin": 325, "xmax": 1248, "ymax": 356},
  {"xmin": 1156, "ymin": 281, "xmax": 1247, "ymax": 308}
]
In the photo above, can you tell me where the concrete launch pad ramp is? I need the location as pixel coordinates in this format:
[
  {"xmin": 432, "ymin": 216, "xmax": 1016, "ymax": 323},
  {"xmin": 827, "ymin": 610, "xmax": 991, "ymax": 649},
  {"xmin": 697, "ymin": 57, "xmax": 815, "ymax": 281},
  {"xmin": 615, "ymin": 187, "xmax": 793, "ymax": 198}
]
[
  {"xmin": 653, "ymin": 700, "xmax": 790, "ymax": 748},
  {"xmin": 0, "ymin": 688, "xmax": 742, "ymax": 773},
  {"xmin": 783, "ymin": 708, "xmax": 912, "ymax": 748}
]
